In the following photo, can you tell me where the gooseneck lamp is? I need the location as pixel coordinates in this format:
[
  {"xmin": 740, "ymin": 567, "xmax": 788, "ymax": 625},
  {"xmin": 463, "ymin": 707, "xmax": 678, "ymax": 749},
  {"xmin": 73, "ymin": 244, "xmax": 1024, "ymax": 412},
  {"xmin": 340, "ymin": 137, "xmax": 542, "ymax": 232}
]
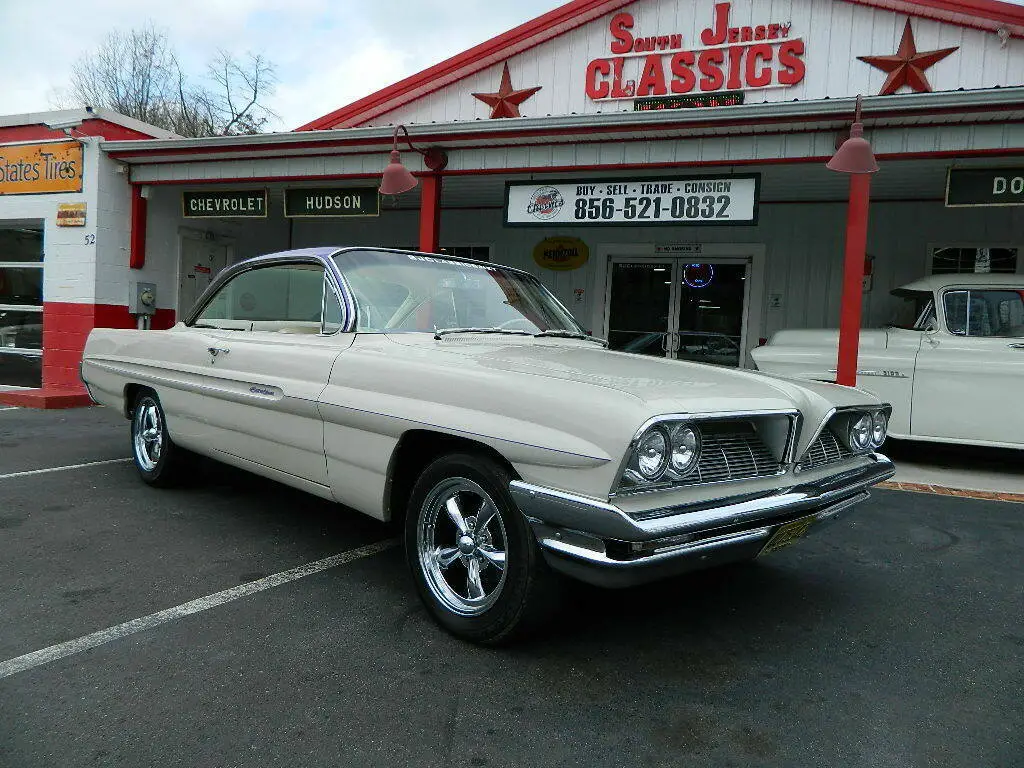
[
  {"xmin": 827, "ymin": 96, "xmax": 878, "ymax": 387},
  {"xmin": 378, "ymin": 125, "xmax": 449, "ymax": 196}
]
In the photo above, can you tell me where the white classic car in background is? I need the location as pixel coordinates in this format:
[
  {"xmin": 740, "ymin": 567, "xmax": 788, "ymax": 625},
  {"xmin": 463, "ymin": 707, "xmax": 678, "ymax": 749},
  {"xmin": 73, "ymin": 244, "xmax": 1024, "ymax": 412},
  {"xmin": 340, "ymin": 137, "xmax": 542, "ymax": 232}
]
[
  {"xmin": 82, "ymin": 247, "xmax": 894, "ymax": 644},
  {"xmin": 752, "ymin": 273, "xmax": 1024, "ymax": 450}
]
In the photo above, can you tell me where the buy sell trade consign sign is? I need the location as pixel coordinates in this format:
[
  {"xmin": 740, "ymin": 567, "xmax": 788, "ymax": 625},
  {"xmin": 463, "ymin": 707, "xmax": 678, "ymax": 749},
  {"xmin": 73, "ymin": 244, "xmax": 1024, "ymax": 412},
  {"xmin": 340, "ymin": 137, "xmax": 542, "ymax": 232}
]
[{"xmin": 504, "ymin": 175, "xmax": 759, "ymax": 226}]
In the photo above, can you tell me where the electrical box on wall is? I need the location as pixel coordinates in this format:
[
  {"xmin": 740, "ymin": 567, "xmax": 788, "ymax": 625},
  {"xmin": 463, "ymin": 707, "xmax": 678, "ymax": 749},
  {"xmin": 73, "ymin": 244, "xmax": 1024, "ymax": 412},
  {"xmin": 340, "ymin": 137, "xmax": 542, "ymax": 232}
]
[{"xmin": 130, "ymin": 282, "xmax": 157, "ymax": 315}]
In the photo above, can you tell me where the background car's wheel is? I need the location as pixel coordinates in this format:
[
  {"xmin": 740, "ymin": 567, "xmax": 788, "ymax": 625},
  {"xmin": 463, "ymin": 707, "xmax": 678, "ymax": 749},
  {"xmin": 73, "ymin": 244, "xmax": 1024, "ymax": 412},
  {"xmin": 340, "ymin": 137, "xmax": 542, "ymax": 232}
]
[
  {"xmin": 405, "ymin": 452, "xmax": 558, "ymax": 645},
  {"xmin": 130, "ymin": 390, "xmax": 190, "ymax": 487}
]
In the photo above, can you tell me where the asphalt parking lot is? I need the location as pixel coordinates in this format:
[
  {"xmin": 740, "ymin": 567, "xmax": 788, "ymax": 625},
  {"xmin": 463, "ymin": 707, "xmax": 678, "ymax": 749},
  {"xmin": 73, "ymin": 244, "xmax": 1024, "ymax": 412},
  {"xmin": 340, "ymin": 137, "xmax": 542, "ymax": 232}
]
[{"xmin": 1, "ymin": 406, "xmax": 1021, "ymax": 767}]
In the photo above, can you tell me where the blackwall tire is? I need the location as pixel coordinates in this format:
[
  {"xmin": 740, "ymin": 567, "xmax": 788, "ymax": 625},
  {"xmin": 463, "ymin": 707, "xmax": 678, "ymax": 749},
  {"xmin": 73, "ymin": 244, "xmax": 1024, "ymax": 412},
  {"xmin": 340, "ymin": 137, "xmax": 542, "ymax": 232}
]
[
  {"xmin": 405, "ymin": 452, "xmax": 558, "ymax": 645},
  {"xmin": 130, "ymin": 391, "xmax": 190, "ymax": 487}
]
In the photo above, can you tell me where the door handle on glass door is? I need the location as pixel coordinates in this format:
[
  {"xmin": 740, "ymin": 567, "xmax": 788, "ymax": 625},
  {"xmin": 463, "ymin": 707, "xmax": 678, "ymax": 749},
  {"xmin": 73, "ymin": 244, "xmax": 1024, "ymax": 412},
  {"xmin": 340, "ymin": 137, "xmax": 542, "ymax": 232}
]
[{"xmin": 661, "ymin": 333, "xmax": 670, "ymax": 352}]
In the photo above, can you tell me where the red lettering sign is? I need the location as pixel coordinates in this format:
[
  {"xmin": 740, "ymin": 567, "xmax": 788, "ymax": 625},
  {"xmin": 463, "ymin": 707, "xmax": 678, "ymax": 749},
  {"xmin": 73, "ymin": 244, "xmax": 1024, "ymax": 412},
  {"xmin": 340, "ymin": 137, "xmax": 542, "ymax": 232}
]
[{"xmin": 584, "ymin": 2, "xmax": 806, "ymax": 103}]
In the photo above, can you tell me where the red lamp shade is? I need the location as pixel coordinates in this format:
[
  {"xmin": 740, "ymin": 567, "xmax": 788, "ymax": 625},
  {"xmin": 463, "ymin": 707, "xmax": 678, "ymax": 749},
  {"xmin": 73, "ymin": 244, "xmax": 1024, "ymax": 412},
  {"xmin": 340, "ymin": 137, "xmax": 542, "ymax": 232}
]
[
  {"xmin": 826, "ymin": 122, "xmax": 878, "ymax": 174},
  {"xmin": 379, "ymin": 150, "xmax": 418, "ymax": 195}
]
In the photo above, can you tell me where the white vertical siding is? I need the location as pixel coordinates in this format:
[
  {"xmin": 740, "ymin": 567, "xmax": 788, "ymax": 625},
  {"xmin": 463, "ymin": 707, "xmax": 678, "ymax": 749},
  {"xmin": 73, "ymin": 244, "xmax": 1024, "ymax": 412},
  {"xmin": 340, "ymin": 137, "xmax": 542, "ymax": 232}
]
[{"xmin": 367, "ymin": 0, "xmax": 1024, "ymax": 128}]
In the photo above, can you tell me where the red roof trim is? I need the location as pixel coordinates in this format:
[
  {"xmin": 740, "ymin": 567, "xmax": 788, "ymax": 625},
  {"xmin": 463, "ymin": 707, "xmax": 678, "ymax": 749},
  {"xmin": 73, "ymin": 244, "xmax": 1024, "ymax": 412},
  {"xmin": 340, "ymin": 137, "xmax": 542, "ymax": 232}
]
[
  {"xmin": 0, "ymin": 118, "xmax": 165, "ymax": 144},
  {"xmin": 297, "ymin": 0, "xmax": 1024, "ymax": 132}
]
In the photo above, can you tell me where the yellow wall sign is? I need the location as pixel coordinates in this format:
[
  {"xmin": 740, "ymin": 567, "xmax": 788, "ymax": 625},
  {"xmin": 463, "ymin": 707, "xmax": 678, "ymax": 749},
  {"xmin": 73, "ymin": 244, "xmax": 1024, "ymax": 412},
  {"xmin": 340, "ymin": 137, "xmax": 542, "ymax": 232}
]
[
  {"xmin": 0, "ymin": 141, "xmax": 83, "ymax": 195},
  {"xmin": 533, "ymin": 237, "xmax": 590, "ymax": 271},
  {"xmin": 56, "ymin": 203, "xmax": 87, "ymax": 226}
]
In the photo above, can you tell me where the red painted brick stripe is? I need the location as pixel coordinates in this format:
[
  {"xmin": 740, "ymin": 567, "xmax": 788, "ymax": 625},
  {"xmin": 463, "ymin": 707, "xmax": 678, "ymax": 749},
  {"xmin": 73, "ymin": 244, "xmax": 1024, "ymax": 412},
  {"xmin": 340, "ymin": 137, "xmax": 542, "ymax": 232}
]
[{"xmin": 879, "ymin": 481, "xmax": 1024, "ymax": 504}]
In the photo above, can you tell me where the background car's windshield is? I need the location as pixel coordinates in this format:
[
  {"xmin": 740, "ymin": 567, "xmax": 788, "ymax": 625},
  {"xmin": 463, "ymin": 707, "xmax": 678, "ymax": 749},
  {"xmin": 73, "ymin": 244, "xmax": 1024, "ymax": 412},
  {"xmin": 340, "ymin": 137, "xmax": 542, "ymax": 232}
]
[
  {"xmin": 888, "ymin": 289, "xmax": 936, "ymax": 330},
  {"xmin": 333, "ymin": 250, "xmax": 583, "ymax": 334}
]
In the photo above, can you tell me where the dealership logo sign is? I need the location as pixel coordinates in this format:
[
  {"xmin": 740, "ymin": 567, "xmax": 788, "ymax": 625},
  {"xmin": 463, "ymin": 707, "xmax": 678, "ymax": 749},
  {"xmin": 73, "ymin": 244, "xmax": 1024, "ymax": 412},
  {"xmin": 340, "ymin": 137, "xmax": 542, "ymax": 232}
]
[
  {"xmin": 585, "ymin": 2, "xmax": 806, "ymax": 103},
  {"xmin": 526, "ymin": 186, "xmax": 565, "ymax": 220}
]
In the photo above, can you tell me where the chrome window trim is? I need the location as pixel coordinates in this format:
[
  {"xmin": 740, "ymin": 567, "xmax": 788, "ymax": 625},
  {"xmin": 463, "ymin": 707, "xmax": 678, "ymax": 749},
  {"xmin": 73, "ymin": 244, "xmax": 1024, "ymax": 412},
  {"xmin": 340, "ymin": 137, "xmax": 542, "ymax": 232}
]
[
  {"xmin": 914, "ymin": 298, "xmax": 937, "ymax": 331},
  {"xmin": 183, "ymin": 250, "xmax": 355, "ymax": 334},
  {"xmin": 0, "ymin": 347, "xmax": 42, "ymax": 357},
  {"xmin": 609, "ymin": 409, "xmax": 800, "ymax": 499},
  {"xmin": 940, "ymin": 288, "xmax": 970, "ymax": 336}
]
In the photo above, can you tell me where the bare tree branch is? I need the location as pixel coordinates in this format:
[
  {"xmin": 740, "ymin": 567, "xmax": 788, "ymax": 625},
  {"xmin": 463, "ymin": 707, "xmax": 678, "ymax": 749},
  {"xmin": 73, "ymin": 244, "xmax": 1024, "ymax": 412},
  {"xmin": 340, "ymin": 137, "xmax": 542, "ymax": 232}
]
[{"xmin": 60, "ymin": 24, "xmax": 277, "ymax": 137}]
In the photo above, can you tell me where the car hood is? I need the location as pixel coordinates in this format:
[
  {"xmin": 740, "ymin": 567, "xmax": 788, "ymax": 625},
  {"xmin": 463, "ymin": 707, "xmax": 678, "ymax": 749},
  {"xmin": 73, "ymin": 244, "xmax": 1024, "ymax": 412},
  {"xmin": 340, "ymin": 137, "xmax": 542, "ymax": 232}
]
[{"xmin": 386, "ymin": 334, "xmax": 879, "ymax": 450}]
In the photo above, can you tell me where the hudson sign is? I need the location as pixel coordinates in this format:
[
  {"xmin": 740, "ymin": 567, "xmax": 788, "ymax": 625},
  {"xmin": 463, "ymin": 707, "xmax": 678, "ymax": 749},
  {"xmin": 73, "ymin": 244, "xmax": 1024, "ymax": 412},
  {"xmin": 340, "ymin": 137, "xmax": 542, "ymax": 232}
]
[{"xmin": 585, "ymin": 2, "xmax": 805, "ymax": 102}]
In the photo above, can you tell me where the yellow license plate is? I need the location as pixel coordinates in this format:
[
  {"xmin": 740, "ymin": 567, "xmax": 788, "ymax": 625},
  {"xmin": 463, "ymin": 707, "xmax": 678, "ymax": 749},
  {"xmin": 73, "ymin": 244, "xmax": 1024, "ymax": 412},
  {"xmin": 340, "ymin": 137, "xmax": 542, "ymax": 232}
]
[{"xmin": 759, "ymin": 516, "xmax": 816, "ymax": 557}]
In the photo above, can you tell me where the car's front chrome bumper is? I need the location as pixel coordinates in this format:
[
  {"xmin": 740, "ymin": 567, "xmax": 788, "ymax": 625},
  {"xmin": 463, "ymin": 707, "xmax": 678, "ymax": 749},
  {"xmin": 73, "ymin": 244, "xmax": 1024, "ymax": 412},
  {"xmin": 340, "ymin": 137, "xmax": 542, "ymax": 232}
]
[{"xmin": 510, "ymin": 455, "xmax": 895, "ymax": 588}]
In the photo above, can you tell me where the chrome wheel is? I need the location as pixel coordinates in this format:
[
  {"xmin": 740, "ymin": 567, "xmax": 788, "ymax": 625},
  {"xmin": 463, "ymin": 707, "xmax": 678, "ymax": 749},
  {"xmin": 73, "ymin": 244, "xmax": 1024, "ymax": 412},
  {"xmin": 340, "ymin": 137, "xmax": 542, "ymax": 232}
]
[
  {"xmin": 133, "ymin": 398, "xmax": 163, "ymax": 472},
  {"xmin": 417, "ymin": 477, "xmax": 508, "ymax": 616}
]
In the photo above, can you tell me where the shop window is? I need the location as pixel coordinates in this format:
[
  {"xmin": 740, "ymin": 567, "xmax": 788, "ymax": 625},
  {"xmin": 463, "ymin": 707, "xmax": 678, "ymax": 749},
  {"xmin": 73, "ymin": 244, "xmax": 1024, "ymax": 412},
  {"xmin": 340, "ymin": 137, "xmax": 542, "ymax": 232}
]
[
  {"xmin": 0, "ymin": 227, "xmax": 44, "ymax": 388},
  {"xmin": 931, "ymin": 246, "xmax": 1018, "ymax": 275}
]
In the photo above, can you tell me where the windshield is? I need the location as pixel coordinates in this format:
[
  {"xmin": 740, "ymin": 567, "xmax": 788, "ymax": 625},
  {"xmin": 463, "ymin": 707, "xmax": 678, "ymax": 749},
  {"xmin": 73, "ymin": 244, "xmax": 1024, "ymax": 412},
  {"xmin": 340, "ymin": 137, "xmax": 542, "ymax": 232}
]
[
  {"xmin": 888, "ymin": 289, "xmax": 936, "ymax": 330},
  {"xmin": 333, "ymin": 250, "xmax": 584, "ymax": 335}
]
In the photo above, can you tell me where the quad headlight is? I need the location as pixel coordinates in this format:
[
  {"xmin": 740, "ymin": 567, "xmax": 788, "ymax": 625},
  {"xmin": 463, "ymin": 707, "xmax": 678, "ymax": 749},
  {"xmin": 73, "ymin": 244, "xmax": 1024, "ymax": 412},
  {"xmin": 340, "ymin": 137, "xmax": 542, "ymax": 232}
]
[
  {"xmin": 623, "ymin": 422, "xmax": 703, "ymax": 487},
  {"xmin": 668, "ymin": 424, "xmax": 701, "ymax": 475},
  {"xmin": 636, "ymin": 426, "xmax": 670, "ymax": 480},
  {"xmin": 871, "ymin": 410, "xmax": 888, "ymax": 447},
  {"xmin": 836, "ymin": 408, "xmax": 889, "ymax": 453},
  {"xmin": 849, "ymin": 413, "xmax": 873, "ymax": 451}
]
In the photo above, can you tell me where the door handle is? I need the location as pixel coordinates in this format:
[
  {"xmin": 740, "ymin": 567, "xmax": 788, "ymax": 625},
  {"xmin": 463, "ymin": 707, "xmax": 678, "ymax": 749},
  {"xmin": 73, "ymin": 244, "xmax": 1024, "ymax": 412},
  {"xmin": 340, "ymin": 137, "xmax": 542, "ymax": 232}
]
[
  {"xmin": 1009, "ymin": 343, "xmax": 1024, "ymax": 350},
  {"xmin": 208, "ymin": 347, "xmax": 230, "ymax": 357}
]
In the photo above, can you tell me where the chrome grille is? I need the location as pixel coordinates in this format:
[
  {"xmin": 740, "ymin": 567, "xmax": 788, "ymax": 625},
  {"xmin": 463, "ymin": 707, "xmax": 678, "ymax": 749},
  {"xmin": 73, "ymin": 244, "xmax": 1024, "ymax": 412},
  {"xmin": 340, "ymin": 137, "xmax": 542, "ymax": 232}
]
[
  {"xmin": 798, "ymin": 429, "xmax": 853, "ymax": 471},
  {"xmin": 687, "ymin": 422, "xmax": 781, "ymax": 485}
]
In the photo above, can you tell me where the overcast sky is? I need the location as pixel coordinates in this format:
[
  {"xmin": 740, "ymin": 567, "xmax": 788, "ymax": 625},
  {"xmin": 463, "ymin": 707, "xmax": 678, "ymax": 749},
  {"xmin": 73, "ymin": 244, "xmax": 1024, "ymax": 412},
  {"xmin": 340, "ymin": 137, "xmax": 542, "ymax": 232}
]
[
  {"xmin": 1, "ymin": 0, "xmax": 1020, "ymax": 130},
  {"xmin": 0, "ymin": 0, "xmax": 563, "ymax": 130}
]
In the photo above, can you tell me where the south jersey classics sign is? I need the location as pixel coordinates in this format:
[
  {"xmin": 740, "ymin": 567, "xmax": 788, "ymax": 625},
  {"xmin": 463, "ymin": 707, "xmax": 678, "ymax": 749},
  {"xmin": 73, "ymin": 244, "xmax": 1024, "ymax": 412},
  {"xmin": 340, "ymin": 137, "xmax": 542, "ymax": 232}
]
[{"xmin": 504, "ymin": 175, "xmax": 759, "ymax": 226}]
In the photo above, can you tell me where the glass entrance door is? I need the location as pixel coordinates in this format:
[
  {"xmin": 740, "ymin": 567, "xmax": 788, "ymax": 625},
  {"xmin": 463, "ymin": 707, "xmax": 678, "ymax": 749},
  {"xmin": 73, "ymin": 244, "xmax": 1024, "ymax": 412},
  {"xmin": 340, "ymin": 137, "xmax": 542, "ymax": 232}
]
[
  {"xmin": 674, "ymin": 263, "xmax": 747, "ymax": 367},
  {"xmin": 606, "ymin": 262, "xmax": 674, "ymax": 357},
  {"xmin": 606, "ymin": 257, "xmax": 750, "ymax": 366}
]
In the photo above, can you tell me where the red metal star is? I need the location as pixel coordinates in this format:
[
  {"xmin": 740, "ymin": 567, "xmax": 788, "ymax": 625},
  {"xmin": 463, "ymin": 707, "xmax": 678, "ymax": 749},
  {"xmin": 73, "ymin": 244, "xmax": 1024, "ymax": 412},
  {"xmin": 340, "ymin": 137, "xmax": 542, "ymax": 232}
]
[
  {"xmin": 858, "ymin": 19, "xmax": 959, "ymax": 95},
  {"xmin": 472, "ymin": 63, "xmax": 542, "ymax": 119}
]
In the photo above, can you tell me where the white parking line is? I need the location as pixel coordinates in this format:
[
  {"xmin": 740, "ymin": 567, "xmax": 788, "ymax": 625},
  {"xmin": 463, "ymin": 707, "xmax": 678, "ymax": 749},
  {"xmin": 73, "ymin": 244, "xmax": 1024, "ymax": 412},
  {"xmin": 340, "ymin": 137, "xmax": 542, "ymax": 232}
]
[
  {"xmin": 0, "ymin": 538, "xmax": 400, "ymax": 680},
  {"xmin": 0, "ymin": 457, "xmax": 132, "ymax": 481}
]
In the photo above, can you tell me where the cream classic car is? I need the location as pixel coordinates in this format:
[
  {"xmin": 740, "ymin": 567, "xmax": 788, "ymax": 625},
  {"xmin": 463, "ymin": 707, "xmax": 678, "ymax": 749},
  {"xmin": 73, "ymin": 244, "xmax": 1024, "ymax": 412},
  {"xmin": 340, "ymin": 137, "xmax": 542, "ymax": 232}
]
[
  {"xmin": 751, "ymin": 273, "xmax": 1024, "ymax": 450},
  {"xmin": 81, "ymin": 247, "xmax": 894, "ymax": 643}
]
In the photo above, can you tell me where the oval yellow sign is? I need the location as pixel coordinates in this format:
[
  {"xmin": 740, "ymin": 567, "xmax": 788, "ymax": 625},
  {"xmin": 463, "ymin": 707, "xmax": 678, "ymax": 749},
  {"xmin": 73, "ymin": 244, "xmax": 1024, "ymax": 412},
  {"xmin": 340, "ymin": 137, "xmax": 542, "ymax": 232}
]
[{"xmin": 533, "ymin": 237, "xmax": 589, "ymax": 271}]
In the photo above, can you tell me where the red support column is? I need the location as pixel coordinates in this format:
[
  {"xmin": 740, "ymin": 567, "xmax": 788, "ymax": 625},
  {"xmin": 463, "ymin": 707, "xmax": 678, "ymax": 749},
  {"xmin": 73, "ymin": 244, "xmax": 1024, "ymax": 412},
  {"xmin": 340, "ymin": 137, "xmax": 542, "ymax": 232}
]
[
  {"xmin": 835, "ymin": 173, "xmax": 872, "ymax": 387},
  {"xmin": 129, "ymin": 185, "xmax": 147, "ymax": 269},
  {"xmin": 418, "ymin": 174, "xmax": 442, "ymax": 253}
]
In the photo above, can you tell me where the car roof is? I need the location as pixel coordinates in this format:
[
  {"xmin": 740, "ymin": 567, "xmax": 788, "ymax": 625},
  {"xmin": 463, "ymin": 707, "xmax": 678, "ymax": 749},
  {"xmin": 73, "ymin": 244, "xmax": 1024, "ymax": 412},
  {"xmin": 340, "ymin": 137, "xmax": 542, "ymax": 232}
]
[{"xmin": 897, "ymin": 273, "xmax": 1024, "ymax": 293}]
